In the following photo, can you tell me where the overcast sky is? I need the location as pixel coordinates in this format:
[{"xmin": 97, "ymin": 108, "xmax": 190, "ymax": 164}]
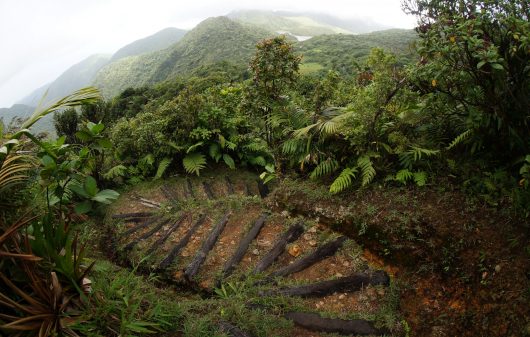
[{"xmin": 0, "ymin": 0, "xmax": 416, "ymax": 108}]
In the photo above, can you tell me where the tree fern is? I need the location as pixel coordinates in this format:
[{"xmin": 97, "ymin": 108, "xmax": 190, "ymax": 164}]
[
  {"xmin": 310, "ymin": 158, "xmax": 338, "ymax": 180},
  {"xmin": 183, "ymin": 152, "xmax": 207, "ymax": 176},
  {"xmin": 330, "ymin": 167, "xmax": 357, "ymax": 194},
  {"xmin": 447, "ymin": 129, "xmax": 473, "ymax": 150},
  {"xmin": 155, "ymin": 158, "xmax": 172, "ymax": 179}
]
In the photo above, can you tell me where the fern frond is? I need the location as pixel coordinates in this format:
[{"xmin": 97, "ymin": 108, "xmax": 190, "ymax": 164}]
[
  {"xmin": 399, "ymin": 145, "xmax": 439, "ymax": 169},
  {"xmin": 330, "ymin": 167, "xmax": 357, "ymax": 194},
  {"xmin": 103, "ymin": 165, "xmax": 127, "ymax": 180},
  {"xmin": 447, "ymin": 129, "xmax": 473, "ymax": 150},
  {"xmin": 395, "ymin": 169, "xmax": 414, "ymax": 184},
  {"xmin": 187, "ymin": 141, "xmax": 204, "ymax": 154},
  {"xmin": 413, "ymin": 171, "xmax": 427, "ymax": 186},
  {"xmin": 249, "ymin": 156, "xmax": 267, "ymax": 167},
  {"xmin": 357, "ymin": 156, "xmax": 376, "ymax": 186},
  {"xmin": 183, "ymin": 152, "xmax": 207, "ymax": 176},
  {"xmin": 310, "ymin": 159, "xmax": 338, "ymax": 180},
  {"xmin": 155, "ymin": 158, "xmax": 172, "ymax": 179}
]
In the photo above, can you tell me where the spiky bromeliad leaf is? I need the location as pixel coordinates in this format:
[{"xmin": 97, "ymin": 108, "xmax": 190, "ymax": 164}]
[
  {"xmin": 183, "ymin": 152, "xmax": 207, "ymax": 176},
  {"xmin": 357, "ymin": 155, "xmax": 376, "ymax": 186},
  {"xmin": 447, "ymin": 129, "xmax": 473, "ymax": 150},
  {"xmin": 155, "ymin": 158, "xmax": 172, "ymax": 179},
  {"xmin": 310, "ymin": 158, "xmax": 338, "ymax": 180},
  {"xmin": 329, "ymin": 167, "xmax": 357, "ymax": 194}
]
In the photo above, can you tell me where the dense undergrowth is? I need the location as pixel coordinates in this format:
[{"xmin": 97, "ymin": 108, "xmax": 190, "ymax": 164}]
[{"xmin": 0, "ymin": 0, "xmax": 528, "ymax": 336}]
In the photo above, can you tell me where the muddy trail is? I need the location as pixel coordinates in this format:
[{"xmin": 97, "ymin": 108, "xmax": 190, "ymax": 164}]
[{"xmin": 106, "ymin": 171, "xmax": 400, "ymax": 337}]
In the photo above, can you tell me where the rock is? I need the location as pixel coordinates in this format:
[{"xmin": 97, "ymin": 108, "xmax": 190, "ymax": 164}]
[
  {"xmin": 308, "ymin": 226, "xmax": 317, "ymax": 233},
  {"xmin": 309, "ymin": 240, "xmax": 317, "ymax": 247},
  {"xmin": 257, "ymin": 239, "xmax": 271, "ymax": 247},
  {"xmin": 495, "ymin": 264, "xmax": 501, "ymax": 273},
  {"xmin": 342, "ymin": 261, "xmax": 350, "ymax": 267},
  {"xmin": 288, "ymin": 245, "xmax": 302, "ymax": 257},
  {"xmin": 338, "ymin": 294, "xmax": 346, "ymax": 300},
  {"xmin": 252, "ymin": 249, "xmax": 260, "ymax": 256},
  {"xmin": 335, "ymin": 273, "xmax": 343, "ymax": 278},
  {"xmin": 281, "ymin": 210, "xmax": 289, "ymax": 217},
  {"xmin": 303, "ymin": 233, "xmax": 312, "ymax": 241},
  {"xmin": 230, "ymin": 240, "xmax": 236, "ymax": 245},
  {"xmin": 182, "ymin": 251, "xmax": 189, "ymax": 257}
]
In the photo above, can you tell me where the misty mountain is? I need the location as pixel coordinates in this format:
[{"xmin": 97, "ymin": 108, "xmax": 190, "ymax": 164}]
[
  {"xmin": 110, "ymin": 27, "xmax": 188, "ymax": 62},
  {"xmin": 18, "ymin": 54, "xmax": 111, "ymax": 107},
  {"xmin": 0, "ymin": 104, "xmax": 34, "ymax": 125},
  {"xmin": 228, "ymin": 10, "xmax": 353, "ymax": 37},
  {"xmin": 93, "ymin": 17, "xmax": 272, "ymax": 98}
]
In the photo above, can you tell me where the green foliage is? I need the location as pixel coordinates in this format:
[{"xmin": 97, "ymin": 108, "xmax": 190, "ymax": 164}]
[
  {"xmin": 330, "ymin": 167, "xmax": 357, "ymax": 194},
  {"xmin": 183, "ymin": 152, "xmax": 207, "ymax": 176}
]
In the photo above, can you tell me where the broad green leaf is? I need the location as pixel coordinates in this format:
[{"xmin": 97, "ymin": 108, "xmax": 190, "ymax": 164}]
[
  {"xmin": 223, "ymin": 154, "xmax": 235, "ymax": 169},
  {"xmin": 90, "ymin": 123, "xmax": 105, "ymax": 134},
  {"xmin": 92, "ymin": 189, "xmax": 120, "ymax": 204},
  {"xmin": 84, "ymin": 176, "xmax": 98, "ymax": 196},
  {"xmin": 41, "ymin": 155, "xmax": 56, "ymax": 169},
  {"xmin": 76, "ymin": 130, "xmax": 92, "ymax": 142},
  {"xmin": 74, "ymin": 201, "xmax": 92, "ymax": 214},
  {"xmin": 97, "ymin": 139, "xmax": 112, "ymax": 149}
]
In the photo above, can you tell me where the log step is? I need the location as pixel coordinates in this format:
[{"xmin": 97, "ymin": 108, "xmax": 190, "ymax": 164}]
[
  {"xmin": 184, "ymin": 213, "xmax": 230, "ymax": 281},
  {"xmin": 146, "ymin": 214, "xmax": 188, "ymax": 255},
  {"xmin": 158, "ymin": 214, "xmax": 207, "ymax": 269},
  {"xmin": 260, "ymin": 271, "xmax": 390, "ymax": 297},
  {"xmin": 186, "ymin": 178, "xmax": 195, "ymax": 199},
  {"xmin": 123, "ymin": 218, "xmax": 172, "ymax": 251},
  {"xmin": 120, "ymin": 216, "xmax": 161, "ymax": 239},
  {"xmin": 112, "ymin": 212, "xmax": 154, "ymax": 219},
  {"xmin": 221, "ymin": 213, "xmax": 268, "ymax": 279},
  {"xmin": 202, "ymin": 181, "xmax": 215, "ymax": 200},
  {"xmin": 253, "ymin": 222, "xmax": 305, "ymax": 274},
  {"xmin": 161, "ymin": 185, "xmax": 178, "ymax": 202},
  {"xmin": 284, "ymin": 312, "xmax": 389, "ymax": 336},
  {"xmin": 225, "ymin": 176, "xmax": 235, "ymax": 194},
  {"xmin": 269, "ymin": 236, "xmax": 347, "ymax": 278},
  {"xmin": 219, "ymin": 321, "xmax": 255, "ymax": 337}
]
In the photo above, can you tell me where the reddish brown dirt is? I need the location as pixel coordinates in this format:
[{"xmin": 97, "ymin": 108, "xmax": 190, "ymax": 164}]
[{"xmin": 272, "ymin": 180, "xmax": 530, "ymax": 337}]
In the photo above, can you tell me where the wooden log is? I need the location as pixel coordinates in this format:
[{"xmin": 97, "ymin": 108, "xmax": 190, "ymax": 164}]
[
  {"xmin": 253, "ymin": 222, "xmax": 304, "ymax": 274},
  {"xmin": 202, "ymin": 181, "xmax": 215, "ymax": 200},
  {"xmin": 120, "ymin": 216, "xmax": 161, "ymax": 239},
  {"xmin": 219, "ymin": 321, "xmax": 255, "ymax": 337},
  {"xmin": 245, "ymin": 183, "xmax": 254, "ymax": 197},
  {"xmin": 146, "ymin": 214, "xmax": 188, "ymax": 255},
  {"xmin": 112, "ymin": 212, "xmax": 154, "ymax": 219},
  {"xmin": 269, "ymin": 236, "xmax": 347, "ymax": 278},
  {"xmin": 184, "ymin": 213, "xmax": 230, "ymax": 281},
  {"xmin": 139, "ymin": 197, "xmax": 161, "ymax": 207},
  {"xmin": 123, "ymin": 218, "xmax": 172, "ymax": 251},
  {"xmin": 161, "ymin": 186, "xmax": 178, "ymax": 202},
  {"xmin": 221, "ymin": 213, "xmax": 268, "ymax": 278},
  {"xmin": 158, "ymin": 214, "xmax": 207, "ymax": 269},
  {"xmin": 225, "ymin": 176, "xmax": 235, "ymax": 194},
  {"xmin": 260, "ymin": 270, "xmax": 390, "ymax": 297},
  {"xmin": 140, "ymin": 202, "xmax": 161, "ymax": 209},
  {"xmin": 186, "ymin": 178, "xmax": 195, "ymax": 199},
  {"xmin": 284, "ymin": 312, "xmax": 388, "ymax": 336},
  {"xmin": 257, "ymin": 180, "xmax": 269, "ymax": 198}
]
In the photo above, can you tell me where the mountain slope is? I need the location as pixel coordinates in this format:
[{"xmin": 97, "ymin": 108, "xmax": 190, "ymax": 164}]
[
  {"xmin": 298, "ymin": 29, "xmax": 418, "ymax": 74},
  {"xmin": 228, "ymin": 10, "xmax": 353, "ymax": 37},
  {"xmin": 93, "ymin": 17, "xmax": 273, "ymax": 98},
  {"xmin": 110, "ymin": 27, "xmax": 188, "ymax": 62},
  {"xmin": 0, "ymin": 104, "xmax": 34, "ymax": 125},
  {"xmin": 18, "ymin": 54, "xmax": 110, "ymax": 106}
]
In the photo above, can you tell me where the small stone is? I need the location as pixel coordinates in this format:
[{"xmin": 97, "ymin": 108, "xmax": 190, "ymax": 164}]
[
  {"xmin": 342, "ymin": 261, "xmax": 350, "ymax": 267},
  {"xmin": 319, "ymin": 301, "xmax": 324, "ymax": 306},
  {"xmin": 281, "ymin": 210, "xmax": 289, "ymax": 217},
  {"xmin": 494, "ymin": 264, "xmax": 501, "ymax": 273},
  {"xmin": 338, "ymin": 294, "xmax": 346, "ymax": 300},
  {"xmin": 335, "ymin": 273, "xmax": 343, "ymax": 278},
  {"xmin": 308, "ymin": 226, "xmax": 317, "ymax": 233},
  {"xmin": 303, "ymin": 233, "xmax": 312, "ymax": 241},
  {"xmin": 377, "ymin": 288, "xmax": 386, "ymax": 296},
  {"xmin": 257, "ymin": 239, "xmax": 271, "ymax": 247},
  {"xmin": 288, "ymin": 245, "xmax": 302, "ymax": 257},
  {"xmin": 182, "ymin": 251, "xmax": 189, "ymax": 257},
  {"xmin": 252, "ymin": 249, "xmax": 260, "ymax": 256},
  {"xmin": 230, "ymin": 240, "xmax": 236, "ymax": 245},
  {"xmin": 309, "ymin": 240, "xmax": 317, "ymax": 247}
]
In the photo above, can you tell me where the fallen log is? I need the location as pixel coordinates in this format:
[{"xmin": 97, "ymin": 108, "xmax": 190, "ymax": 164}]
[
  {"xmin": 161, "ymin": 185, "xmax": 178, "ymax": 202},
  {"xmin": 260, "ymin": 270, "xmax": 390, "ymax": 297},
  {"xmin": 158, "ymin": 214, "xmax": 207, "ymax": 269},
  {"xmin": 284, "ymin": 312, "xmax": 389, "ymax": 336},
  {"xmin": 253, "ymin": 222, "xmax": 305, "ymax": 274},
  {"xmin": 269, "ymin": 236, "xmax": 347, "ymax": 278},
  {"xmin": 184, "ymin": 213, "xmax": 230, "ymax": 281},
  {"xmin": 221, "ymin": 213, "xmax": 268, "ymax": 278},
  {"xmin": 186, "ymin": 178, "xmax": 195, "ymax": 199}
]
